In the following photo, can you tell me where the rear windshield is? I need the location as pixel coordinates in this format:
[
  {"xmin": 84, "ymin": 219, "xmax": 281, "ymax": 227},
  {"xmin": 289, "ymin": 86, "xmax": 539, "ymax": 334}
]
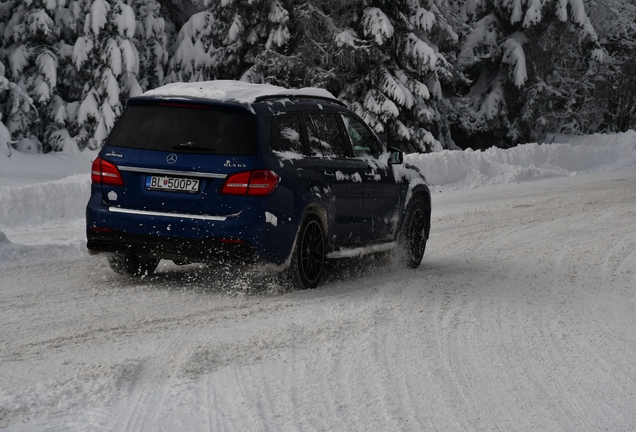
[{"xmin": 106, "ymin": 102, "xmax": 258, "ymax": 156}]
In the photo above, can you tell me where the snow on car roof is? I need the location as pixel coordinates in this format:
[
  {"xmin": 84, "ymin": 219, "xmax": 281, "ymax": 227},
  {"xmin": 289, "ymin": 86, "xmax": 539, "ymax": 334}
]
[{"xmin": 142, "ymin": 80, "xmax": 338, "ymax": 105}]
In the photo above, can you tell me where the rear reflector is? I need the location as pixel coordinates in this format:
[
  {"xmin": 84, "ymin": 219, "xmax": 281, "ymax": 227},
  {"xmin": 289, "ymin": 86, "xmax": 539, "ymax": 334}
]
[
  {"xmin": 219, "ymin": 238, "xmax": 247, "ymax": 244},
  {"xmin": 90, "ymin": 227, "xmax": 113, "ymax": 233},
  {"xmin": 220, "ymin": 170, "xmax": 279, "ymax": 196},
  {"xmin": 91, "ymin": 157, "xmax": 124, "ymax": 186}
]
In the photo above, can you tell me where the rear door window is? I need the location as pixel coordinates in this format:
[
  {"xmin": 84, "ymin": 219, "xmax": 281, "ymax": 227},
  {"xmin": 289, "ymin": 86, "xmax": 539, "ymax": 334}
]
[
  {"xmin": 106, "ymin": 102, "xmax": 257, "ymax": 156},
  {"xmin": 271, "ymin": 114, "xmax": 304, "ymax": 154}
]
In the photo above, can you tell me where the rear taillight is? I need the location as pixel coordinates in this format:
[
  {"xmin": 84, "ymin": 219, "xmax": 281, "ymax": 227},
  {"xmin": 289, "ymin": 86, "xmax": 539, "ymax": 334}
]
[
  {"xmin": 220, "ymin": 171, "xmax": 251, "ymax": 195},
  {"xmin": 247, "ymin": 170, "xmax": 280, "ymax": 196},
  {"xmin": 91, "ymin": 157, "xmax": 124, "ymax": 186},
  {"xmin": 220, "ymin": 170, "xmax": 279, "ymax": 196}
]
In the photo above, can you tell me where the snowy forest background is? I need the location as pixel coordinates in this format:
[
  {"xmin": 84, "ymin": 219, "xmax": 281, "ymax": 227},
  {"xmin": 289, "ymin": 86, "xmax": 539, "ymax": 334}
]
[{"xmin": 1, "ymin": 0, "xmax": 635, "ymax": 155}]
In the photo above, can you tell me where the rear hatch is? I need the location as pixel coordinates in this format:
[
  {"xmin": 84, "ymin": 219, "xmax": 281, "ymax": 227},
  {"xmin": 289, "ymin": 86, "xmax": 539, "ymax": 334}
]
[{"xmin": 98, "ymin": 99, "xmax": 258, "ymax": 216}]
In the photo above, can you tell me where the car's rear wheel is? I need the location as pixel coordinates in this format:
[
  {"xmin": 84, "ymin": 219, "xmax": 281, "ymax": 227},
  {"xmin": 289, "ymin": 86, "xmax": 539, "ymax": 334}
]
[
  {"xmin": 397, "ymin": 197, "xmax": 429, "ymax": 268},
  {"xmin": 288, "ymin": 213, "xmax": 325, "ymax": 289},
  {"xmin": 107, "ymin": 254, "xmax": 160, "ymax": 276}
]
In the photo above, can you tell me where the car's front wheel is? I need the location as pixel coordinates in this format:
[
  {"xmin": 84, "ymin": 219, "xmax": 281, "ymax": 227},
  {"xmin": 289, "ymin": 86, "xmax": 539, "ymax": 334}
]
[
  {"xmin": 107, "ymin": 254, "xmax": 160, "ymax": 276},
  {"xmin": 287, "ymin": 213, "xmax": 325, "ymax": 289},
  {"xmin": 397, "ymin": 196, "xmax": 429, "ymax": 268}
]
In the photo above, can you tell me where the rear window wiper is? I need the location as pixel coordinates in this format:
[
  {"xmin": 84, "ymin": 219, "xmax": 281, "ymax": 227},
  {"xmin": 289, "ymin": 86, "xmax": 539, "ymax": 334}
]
[{"xmin": 172, "ymin": 142, "xmax": 216, "ymax": 153}]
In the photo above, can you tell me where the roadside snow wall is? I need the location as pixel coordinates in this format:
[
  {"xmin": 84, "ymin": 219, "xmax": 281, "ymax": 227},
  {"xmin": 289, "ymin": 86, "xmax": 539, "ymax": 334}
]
[
  {"xmin": 405, "ymin": 131, "xmax": 636, "ymax": 187},
  {"xmin": 0, "ymin": 175, "xmax": 91, "ymax": 228},
  {"xmin": 1, "ymin": 131, "xmax": 635, "ymax": 228}
]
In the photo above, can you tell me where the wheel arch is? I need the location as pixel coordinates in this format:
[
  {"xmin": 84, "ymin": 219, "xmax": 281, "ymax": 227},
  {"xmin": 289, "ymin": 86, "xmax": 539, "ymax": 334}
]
[
  {"xmin": 303, "ymin": 202, "xmax": 329, "ymax": 237},
  {"xmin": 277, "ymin": 200, "xmax": 329, "ymax": 270},
  {"xmin": 291, "ymin": 189, "xmax": 330, "ymax": 243},
  {"xmin": 285, "ymin": 203, "xmax": 328, "ymax": 289},
  {"xmin": 399, "ymin": 185, "xmax": 431, "ymax": 240}
]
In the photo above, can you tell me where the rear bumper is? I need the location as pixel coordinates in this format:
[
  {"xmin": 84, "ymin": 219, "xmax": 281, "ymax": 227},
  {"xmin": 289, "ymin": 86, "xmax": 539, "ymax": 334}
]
[
  {"xmin": 87, "ymin": 228, "xmax": 258, "ymax": 264},
  {"xmin": 85, "ymin": 195, "xmax": 296, "ymax": 266}
]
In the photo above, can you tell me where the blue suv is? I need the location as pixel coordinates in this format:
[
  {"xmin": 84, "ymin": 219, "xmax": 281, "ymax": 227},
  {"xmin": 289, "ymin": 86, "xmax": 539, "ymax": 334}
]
[{"xmin": 86, "ymin": 81, "xmax": 431, "ymax": 289}]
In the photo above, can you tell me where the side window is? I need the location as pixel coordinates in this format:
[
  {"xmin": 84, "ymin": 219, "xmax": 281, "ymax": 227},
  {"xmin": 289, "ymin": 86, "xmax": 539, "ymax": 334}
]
[
  {"xmin": 342, "ymin": 115, "xmax": 384, "ymax": 157},
  {"xmin": 306, "ymin": 113, "xmax": 348, "ymax": 158},
  {"xmin": 271, "ymin": 114, "xmax": 304, "ymax": 153}
]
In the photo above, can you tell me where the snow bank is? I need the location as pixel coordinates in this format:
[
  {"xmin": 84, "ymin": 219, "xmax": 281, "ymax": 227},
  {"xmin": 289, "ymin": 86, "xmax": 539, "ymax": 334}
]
[
  {"xmin": 0, "ymin": 145, "xmax": 95, "ymax": 186},
  {"xmin": 406, "ymin": 131, "xmax": 636, "ymax": 188},
  {"xmin": 0, "ymin": 175, "xmax": 91, "ymax": 228},
  {"xmin": 0, "ymin": 131, "xmax": 634, "ymax": 230}
]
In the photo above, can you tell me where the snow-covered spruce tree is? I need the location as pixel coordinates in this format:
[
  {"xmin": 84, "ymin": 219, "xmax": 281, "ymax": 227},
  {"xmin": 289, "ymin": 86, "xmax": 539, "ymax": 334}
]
[
  {"xmin": 73, "ymin": 0, "xmax": 142, "ymax": 150},
  {"xmin": 167, "ymin": 0, "xmax": 346, "ymax": 92},
  {"xmin": 223, "ymin": 0, "xmax": 459, "ymax": 152},
  {"xmin": 165, "ymin": 8, "xmax": 219, "ymax": 82},
  {"xmin": 0, "ymin": 0, "xmax": 42, "ymax": 152},
  {"xmin": 599, "ymin": 51, "xmax": 636, "ymax": 132},
  {"xmin": 233, "ymin": 0, "xmax": 296, "ymax": 83},
  {"xmin": 0, "ymin": 0, "xmax": 82, "ymax": 152},
  {"xmin": 245, "ymin": 0, "xmax": 332, "ymax": 88},
  {"xmin": 0, "ymin": 61, "xmax": 31, "ymax": 154},
  {"xmin": 258, "ymin": 0, "xmax": 460, "ymax": 152},
  {"xmin": 134, "ymin": 0, "xmax": 170, "ymax": 91},
  {"xmin": 166, "ymin": 0, "xmax": 294, "ymax": 83},
  {"xmin": 324, "ymin": 0, "xmax": 459, "ymax": 152},
  {"xmin": 167, "ymin": 1, "xmax": 460, "ymax": 152},
  {"xmin": 586, "ymin": 0, "xmax": 636, "ymax": 132},
  {"xmin": 0, "ymin": 60, "xmax": 37, "ymax": 152},
  {"xmin": 454, "ymin": 0, "xmax": 602, "ymax": 149},
  {"xmin": 154, "ymin": 0, "xmax": 190, "ymax": 53}
]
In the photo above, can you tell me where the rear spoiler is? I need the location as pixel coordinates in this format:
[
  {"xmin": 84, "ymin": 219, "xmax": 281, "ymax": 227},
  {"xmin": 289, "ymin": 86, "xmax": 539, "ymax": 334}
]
[{"xmin": 254, "ymin": 94, "xmax": 347, "ymax": 107}]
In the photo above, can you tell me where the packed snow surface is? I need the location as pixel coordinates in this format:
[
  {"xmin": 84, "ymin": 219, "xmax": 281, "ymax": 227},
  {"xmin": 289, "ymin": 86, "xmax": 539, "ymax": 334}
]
[
  {"xmin": 1, "ymin": 131, "xmax": 636, "ymax": 430},
  {"xmin": 142, "ymin": 80, "xmax": 336, "ymax": 104}
]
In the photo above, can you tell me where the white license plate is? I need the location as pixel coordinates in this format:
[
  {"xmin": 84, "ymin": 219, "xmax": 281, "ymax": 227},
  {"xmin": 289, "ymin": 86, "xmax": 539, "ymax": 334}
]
[{"xmin": 146, "ymin": 176, "xmax": 200, "ymax": 193}]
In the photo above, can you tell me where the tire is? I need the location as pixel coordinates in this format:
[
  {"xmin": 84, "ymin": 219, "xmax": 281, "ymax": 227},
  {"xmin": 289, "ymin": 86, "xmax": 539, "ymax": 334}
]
[
  {"xmin": 107, "ymin": 254, "xmax": 160, "ymax": 276},
  {"xmin": 397, "ymin": 196, "xmax": 429, "ymax": 269},
  {"xmin": 287, "ymin": 213, "xmax": 326, "ymax": 289}
]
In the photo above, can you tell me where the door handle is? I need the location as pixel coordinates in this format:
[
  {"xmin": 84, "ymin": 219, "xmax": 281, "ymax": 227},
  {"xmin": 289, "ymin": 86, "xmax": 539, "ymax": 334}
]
[{"xmin": 323, "ymin": 171, "xmax": 336, "ymax": 179}]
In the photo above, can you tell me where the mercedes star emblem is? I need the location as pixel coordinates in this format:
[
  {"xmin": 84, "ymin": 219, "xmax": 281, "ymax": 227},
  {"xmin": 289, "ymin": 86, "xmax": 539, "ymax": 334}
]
[{"xmin": 166, "ymin": 154, "xmax": 178, "ymax": 164}]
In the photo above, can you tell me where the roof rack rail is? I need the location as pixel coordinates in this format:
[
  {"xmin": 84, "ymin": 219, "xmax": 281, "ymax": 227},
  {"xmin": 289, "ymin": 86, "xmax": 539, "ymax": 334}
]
[{"xmin": 253, "ymin": 94, "xmax": 346, "ymax": 107}]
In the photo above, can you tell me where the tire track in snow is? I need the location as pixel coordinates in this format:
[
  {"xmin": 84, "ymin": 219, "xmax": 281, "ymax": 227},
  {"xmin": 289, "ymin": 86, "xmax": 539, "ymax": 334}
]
[
  {"xmin": 98, "ymin": 275, "xmax": 408, "ymax": 431},
  {"xmin": 3, "ymin": 170, "xmax": 636, "ymax": 431},
  {"xmin": 427, "ymin": 201, "xmax": 553, "ymax": 431},
  {"xmin": 427, "ymin": 174, "xmax": 636, "ymax": 431},
  {"xmin": 524, "ymin": 180, "xmax": 636, "ymax": 430}
]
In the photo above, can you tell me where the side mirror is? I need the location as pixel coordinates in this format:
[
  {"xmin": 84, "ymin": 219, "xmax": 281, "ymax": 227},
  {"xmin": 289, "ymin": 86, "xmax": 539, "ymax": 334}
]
[{"xmin": 388, "ymin": 147, "xmax": 403, "ymax": 165}]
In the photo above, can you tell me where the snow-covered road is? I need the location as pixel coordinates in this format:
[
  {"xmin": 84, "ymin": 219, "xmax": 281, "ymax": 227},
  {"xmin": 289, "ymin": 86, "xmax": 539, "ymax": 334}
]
[{"xmin": 1, "ymin": 168, "xmax": 635, "ymax": 431}]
